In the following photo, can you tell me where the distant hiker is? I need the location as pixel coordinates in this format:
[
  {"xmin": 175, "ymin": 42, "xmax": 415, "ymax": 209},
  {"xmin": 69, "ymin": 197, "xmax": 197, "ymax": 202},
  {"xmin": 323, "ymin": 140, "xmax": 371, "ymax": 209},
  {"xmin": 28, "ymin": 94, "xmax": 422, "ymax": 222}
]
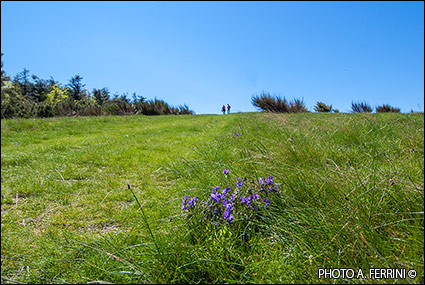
[
  {"xmin": 222, "ymin": 105, "xmax": 226, "ymax": 114},
  {"xmin": 227, "ymin": 104, "xmax": 231, "ymax": 114}
]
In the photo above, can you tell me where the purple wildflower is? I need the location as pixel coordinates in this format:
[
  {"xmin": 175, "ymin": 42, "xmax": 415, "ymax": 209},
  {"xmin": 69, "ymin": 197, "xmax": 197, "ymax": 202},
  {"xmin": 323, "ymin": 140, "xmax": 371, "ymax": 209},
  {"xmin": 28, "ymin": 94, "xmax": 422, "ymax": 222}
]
[
  {"xmin": 213, "ymin": 186, "xmax": 220, "ymax": 191},
  {"xmin": 223, "ymin": 187, "xmax": 231, "ymax": 195},
  {"xmin": 189, "ymin": 197, "xmax": 198, "ymax": 208},
  {"xmin": 223, "ymin": 210, "xmax": 231, "ymax": 219},
  {"xmin": 266, "ymin": 175, "xmax": 274, "ymax": 185},
  {"xmin": 223, "ymin": 168, "xmax": 229, "ymax": 175},
  {"xmin": 240, "ymin": 196, "xmax": 247, "ymax": 204},
  {"xmin": 210, "ymin": 192, "xmax": 221, "ymax": 203},
  {"xmin": 225, "ymin": 203, "xmax": 233, "ymax": 212},
  {"xmin": 227, "ymin": 215, "xmax": 233, "ymax": 224},
  {"xmin": 264, "ymin": 197, "xmax": 270, "ymax": 204},
  {"xmin": 254, "ymin": 194, "xmax": 261, "ymax": 200},
  {"xmin": 259, "ymin": 177, "xmax": 265, "ymax": 185},
  {"xmin": 182, "ymin": 194, "xmax": 197, "ymax": 211},
  {"xmin": 233, "ymin": 132, "xmax": 241, "ymax": 138},
  {"xmin": 223, "ymin": 210, "xmax": 233, "ymax": 224},
  {"xmin": 215, "ymin": 194, "xmax": 222, "ymax": 203},
  {"xmin": 235, "ymin": 179, "xmax": 243, "ymax": 188},
  {"xmin": 223, "ymin": 203, "xmax": 234, "ymax": 224},
  {"xmin": 229, "ymin": 194, "xmax": 236, "ymax": 202},
  {"xmin": 182, "ymin": 196, "xmax": 188, "ymax": 211}
]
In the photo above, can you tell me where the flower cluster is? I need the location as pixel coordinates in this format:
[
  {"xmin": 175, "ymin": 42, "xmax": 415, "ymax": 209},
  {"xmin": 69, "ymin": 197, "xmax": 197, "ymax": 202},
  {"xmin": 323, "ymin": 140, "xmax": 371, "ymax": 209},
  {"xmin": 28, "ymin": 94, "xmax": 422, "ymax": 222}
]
[
  {"xmin": 181, "ymin": 194, "xmax": 198, "ymax": 211},
  {"xmin": 208, "ymin": 185, "xmax": 236, "ymax": 224},
  {"xmin": 182, "ymin": 169, "xmax": 279, "ymax": 226}
]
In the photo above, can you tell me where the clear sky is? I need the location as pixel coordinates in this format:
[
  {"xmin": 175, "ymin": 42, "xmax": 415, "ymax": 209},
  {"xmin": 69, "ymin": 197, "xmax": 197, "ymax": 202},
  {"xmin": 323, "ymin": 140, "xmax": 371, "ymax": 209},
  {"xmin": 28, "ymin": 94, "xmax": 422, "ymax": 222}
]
[{"xmin": 1, "ymin": 1, "xmax": 424, "ymax": 114}]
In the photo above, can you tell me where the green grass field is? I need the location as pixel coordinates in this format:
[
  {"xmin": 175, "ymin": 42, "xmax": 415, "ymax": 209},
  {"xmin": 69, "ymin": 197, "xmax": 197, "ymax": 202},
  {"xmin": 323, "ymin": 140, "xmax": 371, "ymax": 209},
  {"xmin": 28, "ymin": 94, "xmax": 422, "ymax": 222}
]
[{"xmin": 1, "ymin": 112, "xmax": 424, "ymax": 284}]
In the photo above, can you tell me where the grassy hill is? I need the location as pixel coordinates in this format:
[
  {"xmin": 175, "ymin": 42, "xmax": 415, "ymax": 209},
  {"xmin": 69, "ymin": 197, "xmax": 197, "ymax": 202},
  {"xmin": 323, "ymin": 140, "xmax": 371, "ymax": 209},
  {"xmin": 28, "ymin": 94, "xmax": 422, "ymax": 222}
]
[{"xmin": 1, "ymin": 112, "xmax": 424, "ymax": 283}]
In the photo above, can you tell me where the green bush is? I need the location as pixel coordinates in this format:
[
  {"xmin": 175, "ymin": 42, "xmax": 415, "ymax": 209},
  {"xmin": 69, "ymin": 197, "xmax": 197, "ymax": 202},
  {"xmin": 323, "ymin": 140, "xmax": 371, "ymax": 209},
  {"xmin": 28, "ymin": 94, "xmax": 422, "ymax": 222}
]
[
  {"xmin": 314, "ymin": 101, "xmax": 332, "ymax": 112},
  {"xmin": 53, "ymin": 100, "xmax": 75, "ymax": 117},
  {"xmin": 1, "ymin": 89, "xmax": 35, "ymax": 118},
  {"xmin": 137, "ymin": 99, "xmax": 194, "ymax": 116},
  {"xmin": 33, "ymin": 102, "xmax": 54, "ymax": 118}
]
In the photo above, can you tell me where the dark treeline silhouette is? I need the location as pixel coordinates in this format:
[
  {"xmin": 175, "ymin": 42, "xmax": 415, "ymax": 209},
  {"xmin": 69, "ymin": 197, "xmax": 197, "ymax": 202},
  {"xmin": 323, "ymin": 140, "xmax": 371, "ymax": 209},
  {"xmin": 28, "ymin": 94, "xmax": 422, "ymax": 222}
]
[{"xmin": 1, "ymin": 54, "xmax": 194, "ymax": 119}]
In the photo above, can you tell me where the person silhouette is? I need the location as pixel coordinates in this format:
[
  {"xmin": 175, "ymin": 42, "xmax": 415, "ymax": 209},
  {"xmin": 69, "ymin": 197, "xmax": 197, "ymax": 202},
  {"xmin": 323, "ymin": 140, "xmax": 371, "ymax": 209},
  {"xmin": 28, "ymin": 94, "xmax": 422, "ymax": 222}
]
[
  {"xmin": 222, "ymin": 105, "xmax": 226, "ymax": 114},
  {"xmin": 227, "ymin": 104, "xmax": 231, "ymax": 114}
]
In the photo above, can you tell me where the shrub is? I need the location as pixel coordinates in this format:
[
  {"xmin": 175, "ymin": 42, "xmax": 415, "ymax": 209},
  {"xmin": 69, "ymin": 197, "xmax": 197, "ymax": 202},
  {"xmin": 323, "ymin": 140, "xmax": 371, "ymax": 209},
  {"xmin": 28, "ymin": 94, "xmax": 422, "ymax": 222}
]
[
  {"xmin": 53, "ymin": 100, "xmax": 75, "ymax": 117},
  {"xmin": 351, "ymin": 101, "xmax": 372, "ymax": 113},
  {"xmin": 376, "ymin": 104, "xmax": 400, "ymax": 113},
  {"xmin": 78, "ymin": 104, "xmax": 103, "ymax": 116},
  {"xmin": 1, "ymin": 88, "xmax": 35, "ymax": 118},
  {"xmin": 139, "ymin": 99, "xmax": 172, "ymax": 115},
  {"xmin": 314, "ymin": 101, "xmax": 332, "ymax": 112},
  {"xmin": 288, "ymin": 98, "xmax": 308, "ymax": 113},
  {"xmin": 177, "ymin": 104, "xmax": 195, "ymax": 115},
  {"xmin": 251, "ymin": 91, "xmax": 307, "ymax": 113},
  {"xmin": 33, "ymin": 102, "xmax": 54, "ymax": 118},
  {"xmin": 251, "ymin": 92, "xmax": 289, "ymax": 113},
  {"xmin": 103, "ymin": 98, "xmax": 135, "ymax": 116},
  {"xmin": 137, "ymin": 99, "xmax": 194, "ymax": 116}
]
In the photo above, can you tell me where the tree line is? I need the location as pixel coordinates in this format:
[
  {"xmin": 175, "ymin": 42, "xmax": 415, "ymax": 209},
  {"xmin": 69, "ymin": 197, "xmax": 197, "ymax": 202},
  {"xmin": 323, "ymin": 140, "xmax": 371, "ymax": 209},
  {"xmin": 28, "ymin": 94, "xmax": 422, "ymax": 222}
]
[{"xmin": 1, "ymin": 54, "xmax": 194, "ymax": 119}]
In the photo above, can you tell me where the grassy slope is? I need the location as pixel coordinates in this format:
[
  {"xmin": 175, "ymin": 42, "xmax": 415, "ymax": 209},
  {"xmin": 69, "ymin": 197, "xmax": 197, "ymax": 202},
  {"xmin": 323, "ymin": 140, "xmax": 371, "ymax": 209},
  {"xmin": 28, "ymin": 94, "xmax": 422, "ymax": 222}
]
[{"xmin": 1, "ymin": 112, "xmax": 424, "ymax": 284}]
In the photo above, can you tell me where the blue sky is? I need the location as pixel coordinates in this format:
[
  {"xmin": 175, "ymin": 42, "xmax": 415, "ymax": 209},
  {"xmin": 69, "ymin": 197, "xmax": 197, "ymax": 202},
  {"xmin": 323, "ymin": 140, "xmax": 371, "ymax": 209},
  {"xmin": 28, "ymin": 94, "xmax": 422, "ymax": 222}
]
[{"xmin": 1, "ymin": 1, "xmax": 424, "ymax": 114}]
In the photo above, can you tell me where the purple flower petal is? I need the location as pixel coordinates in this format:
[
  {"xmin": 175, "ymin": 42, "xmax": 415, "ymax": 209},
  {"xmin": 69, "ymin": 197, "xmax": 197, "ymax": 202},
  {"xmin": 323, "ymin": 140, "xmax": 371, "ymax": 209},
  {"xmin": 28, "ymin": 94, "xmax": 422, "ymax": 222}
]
[
  {"xmin": 227, "ymin": 215, "xmax": 233, "ymax": 224},
  {"xmin": 266, "ymin": 175, "xmax": 274, "ymax": 185},
  {"xmin": 223, "ymin": 187, "xmax": 231, "ymax": 195}
]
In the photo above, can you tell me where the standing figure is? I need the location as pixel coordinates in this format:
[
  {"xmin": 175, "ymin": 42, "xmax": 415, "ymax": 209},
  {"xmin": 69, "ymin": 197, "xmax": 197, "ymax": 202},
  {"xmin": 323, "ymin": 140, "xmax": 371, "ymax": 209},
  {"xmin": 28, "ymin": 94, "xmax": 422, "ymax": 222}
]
[
  {"xmin": 227, "ymin": 104, "xmax": 231, "ymax": 114},
  {"xmin": 222, "ymin": 105, "xmax": 226, "ymax": 114}
]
